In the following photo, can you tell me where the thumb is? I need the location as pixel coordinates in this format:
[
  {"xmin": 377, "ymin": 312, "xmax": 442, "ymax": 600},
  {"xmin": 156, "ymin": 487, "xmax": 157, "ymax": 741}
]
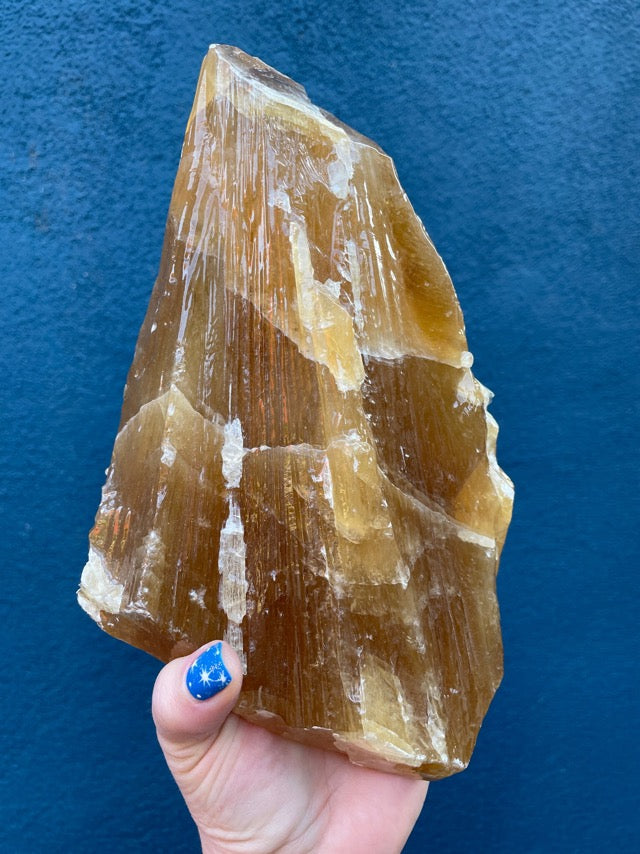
[{"xmin": 152, "ymin": 640, "xmax": 243, "ymax": 751}]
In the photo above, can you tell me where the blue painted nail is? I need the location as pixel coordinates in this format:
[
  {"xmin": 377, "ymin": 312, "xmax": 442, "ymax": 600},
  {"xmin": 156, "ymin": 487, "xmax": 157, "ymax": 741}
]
[{"xmin": 186, "ymin": 642, "xmax": 232, "ymax": 700}]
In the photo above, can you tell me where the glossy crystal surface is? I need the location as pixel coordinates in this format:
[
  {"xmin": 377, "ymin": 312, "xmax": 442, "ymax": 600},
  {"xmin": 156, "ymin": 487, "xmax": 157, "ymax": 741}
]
[{"xmin": 78, "ymin": 45, "xmax": 513, "ymax": 778}]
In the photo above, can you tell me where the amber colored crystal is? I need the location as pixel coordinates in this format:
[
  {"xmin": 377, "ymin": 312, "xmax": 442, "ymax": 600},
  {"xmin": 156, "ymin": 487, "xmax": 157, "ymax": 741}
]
[{"xmin": 78, "ymin": 45, "xmax": 513, "ymax": 779}]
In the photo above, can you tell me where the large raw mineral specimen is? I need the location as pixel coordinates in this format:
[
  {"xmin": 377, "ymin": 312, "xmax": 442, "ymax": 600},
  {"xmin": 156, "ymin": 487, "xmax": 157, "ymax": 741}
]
[{"xmin": 79, "ymin": 45, "xmax": 513, "ymax": 779}]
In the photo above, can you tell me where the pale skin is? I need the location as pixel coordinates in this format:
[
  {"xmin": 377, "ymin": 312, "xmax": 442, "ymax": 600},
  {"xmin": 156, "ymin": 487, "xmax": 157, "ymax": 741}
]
[{"xmin": 152, "ymin": 641, "xmax": 428, "ymax": 854}]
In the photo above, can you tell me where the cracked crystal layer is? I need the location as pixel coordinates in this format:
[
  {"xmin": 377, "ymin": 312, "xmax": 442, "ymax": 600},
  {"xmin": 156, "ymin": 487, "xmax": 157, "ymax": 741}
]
[{"xmin": 78, "ymin": 45, "xmax": 513, "ymax": 779}]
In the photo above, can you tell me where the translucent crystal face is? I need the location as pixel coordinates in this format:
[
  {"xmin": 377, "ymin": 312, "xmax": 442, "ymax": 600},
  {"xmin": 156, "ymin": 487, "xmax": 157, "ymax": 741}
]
[{"xmin": 79, "ymin": 45, "xmax": 513, "ymax": 779}]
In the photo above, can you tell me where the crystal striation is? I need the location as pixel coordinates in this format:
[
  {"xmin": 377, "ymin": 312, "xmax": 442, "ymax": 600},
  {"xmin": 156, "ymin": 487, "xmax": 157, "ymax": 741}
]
[{"xmin": 78, "ymin": 45, "xmax": 514, "ymax": 779}]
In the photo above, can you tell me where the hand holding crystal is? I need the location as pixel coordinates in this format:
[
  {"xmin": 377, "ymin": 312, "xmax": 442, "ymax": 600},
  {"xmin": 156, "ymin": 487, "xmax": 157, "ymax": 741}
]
[{"xmin": 152, "ymin": 640, "xmax": 428, "ymax": 854}]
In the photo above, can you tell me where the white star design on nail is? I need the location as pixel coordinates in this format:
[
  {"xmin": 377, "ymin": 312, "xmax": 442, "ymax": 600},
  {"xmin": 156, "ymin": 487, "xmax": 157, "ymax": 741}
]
[{"xmin": 199, "ymin": 667, "xmax": 213, "ymax": 686}]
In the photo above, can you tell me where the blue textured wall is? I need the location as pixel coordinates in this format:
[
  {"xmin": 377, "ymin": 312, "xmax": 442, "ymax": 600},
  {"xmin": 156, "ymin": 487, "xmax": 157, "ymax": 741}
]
[{"xmin": 1, "ymin": 1, "xmax": 638, "ymax": 851}]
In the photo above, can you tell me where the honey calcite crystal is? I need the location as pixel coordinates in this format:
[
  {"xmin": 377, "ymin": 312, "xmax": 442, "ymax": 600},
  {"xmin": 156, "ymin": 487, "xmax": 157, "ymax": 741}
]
[{"xmin": 79, "ymin": 45, "xmax": 513, "ymax": 779}]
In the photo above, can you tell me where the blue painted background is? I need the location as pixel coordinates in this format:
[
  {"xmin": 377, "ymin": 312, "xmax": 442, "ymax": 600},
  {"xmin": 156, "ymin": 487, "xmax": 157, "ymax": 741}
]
[{"xmin": 1, "ymin": 1, "xmax": 638, "ymax": 851}]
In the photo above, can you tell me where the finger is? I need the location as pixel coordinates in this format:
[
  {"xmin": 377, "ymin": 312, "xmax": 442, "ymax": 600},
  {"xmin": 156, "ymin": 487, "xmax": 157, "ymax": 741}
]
[{"xmin": 152, "ymin": 640, "xmax": 243, "ymax": 747}]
